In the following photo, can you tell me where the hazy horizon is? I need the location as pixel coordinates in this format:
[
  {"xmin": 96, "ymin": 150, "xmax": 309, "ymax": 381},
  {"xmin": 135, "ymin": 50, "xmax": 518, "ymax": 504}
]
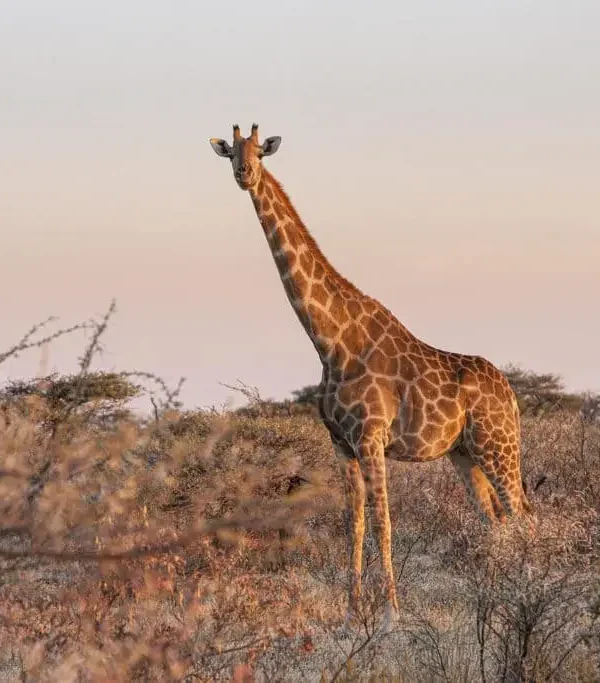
[{"xmin": 2, "ymin": 1, "xmax": 599, "ymax": 410}]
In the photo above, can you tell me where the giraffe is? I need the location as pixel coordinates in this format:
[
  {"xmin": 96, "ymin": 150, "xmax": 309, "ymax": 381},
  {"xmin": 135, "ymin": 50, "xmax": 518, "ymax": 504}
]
[{"xmin": 209, "ymin": 124, "xmax": 533, "ymax": 634}]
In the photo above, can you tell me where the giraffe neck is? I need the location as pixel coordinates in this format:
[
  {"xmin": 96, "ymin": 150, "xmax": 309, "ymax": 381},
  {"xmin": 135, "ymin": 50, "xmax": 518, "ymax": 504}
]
[{"xmin": 249, "ymin": 169, "xmax": 359, "ymax": 362}]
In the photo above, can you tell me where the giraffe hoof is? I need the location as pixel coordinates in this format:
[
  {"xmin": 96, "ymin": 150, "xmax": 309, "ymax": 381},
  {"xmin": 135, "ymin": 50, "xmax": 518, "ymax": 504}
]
[
  {"xmin": 336, "ymin": 611, "xmax": 358, "ymax": 639},
  {"xmin": 376, "ymin": 604, "xmax": 400, "ymax": 637},
  {"xmin": 525, "ymin": 514, "xmax": 538, "ymax": 538}
]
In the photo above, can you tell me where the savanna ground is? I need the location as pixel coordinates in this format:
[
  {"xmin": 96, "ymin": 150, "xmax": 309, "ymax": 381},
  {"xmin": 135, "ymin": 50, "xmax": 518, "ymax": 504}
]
[{"xmin": 0, "ymin": 303, "xmax": 599, "ymax": 682}]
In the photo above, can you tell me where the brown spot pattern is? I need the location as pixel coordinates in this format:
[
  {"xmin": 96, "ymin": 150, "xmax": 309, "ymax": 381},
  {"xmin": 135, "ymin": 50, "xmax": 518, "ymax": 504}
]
[
  {"xmin": 232, "ymin": 152, "xmax": 530, "ymax": 626},
  {"xmin": 311, "ymin": 283, "xmax": 329, "ymax": 306}
]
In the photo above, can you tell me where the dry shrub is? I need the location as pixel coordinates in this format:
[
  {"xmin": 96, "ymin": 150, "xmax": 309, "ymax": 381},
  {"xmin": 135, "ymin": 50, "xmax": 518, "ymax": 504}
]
[
  {"xmin": 467, "ymin": 525, "xmax": 599, "ymax": 683},
  {"xmin": 0, "ymin": 403, "xmax": 344, "ymax": 681},
  {"xmin": 0, "ymin": 313, "xmax": 599, "ymax": 680}
]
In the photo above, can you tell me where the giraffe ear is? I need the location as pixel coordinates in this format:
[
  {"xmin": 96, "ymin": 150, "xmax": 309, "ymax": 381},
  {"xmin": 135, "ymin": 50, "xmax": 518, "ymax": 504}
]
[
  {"xmin": 261, "ymin": 136, "xmax": 281, "ymax": 157},
  {"xmin": 209, "ymin": 138, "xmax": 233, "ymax": 158}
]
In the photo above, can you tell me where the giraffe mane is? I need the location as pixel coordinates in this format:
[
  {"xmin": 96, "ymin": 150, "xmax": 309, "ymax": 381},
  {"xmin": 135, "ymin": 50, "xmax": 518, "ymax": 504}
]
[
  {"xmin": 262, "ymin": 168, "xmax": 367, "ymax": 299},
  {"xmin": 264, "ymin": 169, "xmax": 406, "ymax": 328}
]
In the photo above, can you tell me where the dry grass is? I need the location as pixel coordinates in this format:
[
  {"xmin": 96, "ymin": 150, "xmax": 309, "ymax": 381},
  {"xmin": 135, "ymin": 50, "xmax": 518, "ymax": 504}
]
[
  {"xmin": 0, "ymin": 312, "xmax": 598, "ymax": 681},
  {"xmin": 0, "ymin": 397, "xmax": 598, "ymax": 682}
]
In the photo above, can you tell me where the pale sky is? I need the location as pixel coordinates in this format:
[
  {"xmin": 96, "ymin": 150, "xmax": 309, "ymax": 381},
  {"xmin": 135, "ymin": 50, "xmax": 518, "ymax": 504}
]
[{"xmin": 1, "ymin": 1, "xmax": 599, "ymax": 410}]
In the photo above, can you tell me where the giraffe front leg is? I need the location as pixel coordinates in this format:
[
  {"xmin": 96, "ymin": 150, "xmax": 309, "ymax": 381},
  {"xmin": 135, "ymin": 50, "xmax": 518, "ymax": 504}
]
[
  {"xmin": 356, "ymin": 429, "xmax": 399, "ymax": 634},
  {"xmin": 336, "ymin": 450, "xmax": 365, "ymax": 631}
]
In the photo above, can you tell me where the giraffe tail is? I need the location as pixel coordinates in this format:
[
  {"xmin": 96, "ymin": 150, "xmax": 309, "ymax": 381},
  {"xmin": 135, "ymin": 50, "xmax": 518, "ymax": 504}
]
[
  {"xmin": 521, "ymin": 477, "xmax": 534, "ymax": 516},
  {"xmin": 512, "ymin": 393, "xmax": 534, "ymax": 517}
]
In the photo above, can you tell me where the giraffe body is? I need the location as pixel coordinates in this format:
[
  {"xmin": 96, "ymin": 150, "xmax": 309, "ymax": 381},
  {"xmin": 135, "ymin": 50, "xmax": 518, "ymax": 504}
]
[{"xmin": 210, "ymin": 125, "xmax": 532, "ymax": 632}]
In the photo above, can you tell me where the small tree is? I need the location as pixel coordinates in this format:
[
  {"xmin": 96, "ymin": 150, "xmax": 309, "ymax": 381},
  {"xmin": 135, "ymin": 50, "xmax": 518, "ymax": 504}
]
[
  {"xmin": 290, "ymin": 384, "xmax": 321, "ymax": 406},
  {"xmin": 502, "ymin": 365, "xmax": 583, "ymax": 416},
  {"xmin": 1, "ymin": 372, "xmax": 140, "ymax": 430}
]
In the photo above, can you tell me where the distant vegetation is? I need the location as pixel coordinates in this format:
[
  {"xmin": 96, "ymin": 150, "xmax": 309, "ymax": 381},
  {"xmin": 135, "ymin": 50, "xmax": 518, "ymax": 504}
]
[{"xmin": 0, "ymin": 303, "xmax": 598, "ymax": 681}]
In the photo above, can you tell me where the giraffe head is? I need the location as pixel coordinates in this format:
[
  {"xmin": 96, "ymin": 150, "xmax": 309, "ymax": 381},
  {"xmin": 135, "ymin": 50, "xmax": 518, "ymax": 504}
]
[{"xmin": 210, "ymin": 123, "xmax": 281, "ymax": 190}]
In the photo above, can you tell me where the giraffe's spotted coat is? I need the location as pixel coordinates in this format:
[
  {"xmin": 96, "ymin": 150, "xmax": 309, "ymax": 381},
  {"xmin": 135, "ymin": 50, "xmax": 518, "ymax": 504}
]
[{"xmin": 210, "ymin": 124, "xmax": 533, "ymax": 632}]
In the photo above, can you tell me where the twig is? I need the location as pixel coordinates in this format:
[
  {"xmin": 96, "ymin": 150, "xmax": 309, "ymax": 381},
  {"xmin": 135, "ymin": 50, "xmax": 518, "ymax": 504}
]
[
  {"xmin": 219, "ymin": 380, "xmax": 263, "ymax": 405},
  {"xmin": 122, "ymin": 371, "xmax": 186, "ymax": 410},
  {"xmin": 0, "ymin": 317, "xmax": 91, "ymax": 366}
]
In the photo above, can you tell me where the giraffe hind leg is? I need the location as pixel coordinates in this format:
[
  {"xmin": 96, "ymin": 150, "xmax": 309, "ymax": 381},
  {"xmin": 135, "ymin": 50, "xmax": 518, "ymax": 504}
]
[
  {"xmin": 449, "ymin": 448, "xmax": 506, "ymax": 524},
  {"xmin": 467, "ymin": 440, "xmax": 529, "ymax": 519}
]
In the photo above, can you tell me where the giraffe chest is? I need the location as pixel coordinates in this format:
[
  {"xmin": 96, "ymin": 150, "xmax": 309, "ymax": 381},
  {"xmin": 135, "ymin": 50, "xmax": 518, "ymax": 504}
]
[{"xmin": 317, "ymin": 371, "xmax": 398, "ymax": 447}]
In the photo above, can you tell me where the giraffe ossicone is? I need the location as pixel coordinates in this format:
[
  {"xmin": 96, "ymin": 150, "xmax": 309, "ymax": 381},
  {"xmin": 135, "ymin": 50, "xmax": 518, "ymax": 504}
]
[{"xmin": 209, "ymin": 123, "xmax": 533, "ymax": 633}]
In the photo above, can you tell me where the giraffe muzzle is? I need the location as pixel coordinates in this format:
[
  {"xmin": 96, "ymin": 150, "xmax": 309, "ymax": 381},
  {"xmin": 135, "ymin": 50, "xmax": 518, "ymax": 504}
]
[{"xmin": 235, "ymin": 169, "xmax": 256, "ymax": 190}]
